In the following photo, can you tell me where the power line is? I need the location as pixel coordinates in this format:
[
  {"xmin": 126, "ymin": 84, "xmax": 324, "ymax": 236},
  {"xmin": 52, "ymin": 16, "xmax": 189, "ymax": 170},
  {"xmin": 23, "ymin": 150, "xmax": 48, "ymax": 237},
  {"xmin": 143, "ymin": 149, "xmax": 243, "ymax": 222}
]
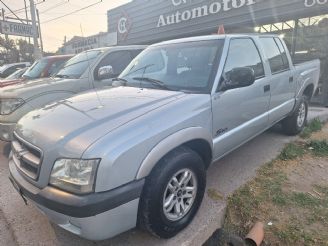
[
  {"xmin": 6, "ymin": 0, "xmax": 45, "ymax": 17},
  {"xmin": 39, "ymin": 0, "xmax": 69, "ymax": 14},
  {"xmin": 42, "ymin": 0, "xmax": 102, "ymax": 24},
  {"xmin": 0, "ymin": 0, "xmax": 25, "ymax": 23}
]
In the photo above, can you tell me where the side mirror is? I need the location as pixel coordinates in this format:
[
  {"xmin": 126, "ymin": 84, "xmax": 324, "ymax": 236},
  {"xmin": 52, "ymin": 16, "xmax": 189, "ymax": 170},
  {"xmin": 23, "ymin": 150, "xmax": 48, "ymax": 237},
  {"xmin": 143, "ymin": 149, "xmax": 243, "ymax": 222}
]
[
  {"xmin": 220, "ymin": 67, "xmax": 255, "ymax": 91},
  {"xmin": 97, "ymin": 65, "xmax": 114, "ymax": 80}
]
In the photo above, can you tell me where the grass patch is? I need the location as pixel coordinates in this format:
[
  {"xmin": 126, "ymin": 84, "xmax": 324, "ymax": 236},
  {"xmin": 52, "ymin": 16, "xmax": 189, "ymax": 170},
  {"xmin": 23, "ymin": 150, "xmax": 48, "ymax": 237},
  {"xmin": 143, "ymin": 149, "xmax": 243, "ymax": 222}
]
[
  {"xmin": 307, "ymin": 140, "xmax": 328, "ymax": 157},
  {"xmin": 290, "ymin": 192, "xmax": 321, "ymax": 208},
  {"xmin": 300, "ymin": 118, "xmax": 323, "ymax": 138},
  {"xmin": 279, "ymin": 143, "xmax": 304, "ymax": 160},
  {"xmin": 224, "ymin": 125, "xmax": 328, "ymax": 245}
]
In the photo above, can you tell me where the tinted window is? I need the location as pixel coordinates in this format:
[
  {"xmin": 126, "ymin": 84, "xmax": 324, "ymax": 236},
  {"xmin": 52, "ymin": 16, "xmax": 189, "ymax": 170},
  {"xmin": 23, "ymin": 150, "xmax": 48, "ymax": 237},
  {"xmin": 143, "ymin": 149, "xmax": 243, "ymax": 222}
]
[
  {"xmin": 274, "ymin": 38, "xmax": 290, "ymax": 70},
  {"xmin": 223, "ymin": 38, "xmax": 264, "ymax": 80},
  {"xmin": 259, "ymin": 38, "xmax": 286, "ymax": 74},
  {"xmin": 131, "ymin": 49, "xmax": 144, "ymax": 58},
  {"xmin": 48, "ymin": 60, "xmax": 68, "ymax": 76},
  {"xmin": 97, "ymin": 51, "xmax": 132, "ymax": 77}
]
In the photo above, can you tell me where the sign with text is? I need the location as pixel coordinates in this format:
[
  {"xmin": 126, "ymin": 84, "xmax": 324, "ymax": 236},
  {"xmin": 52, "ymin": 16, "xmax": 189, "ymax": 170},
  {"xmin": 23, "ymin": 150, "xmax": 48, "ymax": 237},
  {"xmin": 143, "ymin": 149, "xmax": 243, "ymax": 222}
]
[
  {"xmin": 108, "ymin": 0, "xmax": 328, "ymax": 45},
  {"xmin": 0, "ymin": 21, "xmax": 37, "ymax": 38}
]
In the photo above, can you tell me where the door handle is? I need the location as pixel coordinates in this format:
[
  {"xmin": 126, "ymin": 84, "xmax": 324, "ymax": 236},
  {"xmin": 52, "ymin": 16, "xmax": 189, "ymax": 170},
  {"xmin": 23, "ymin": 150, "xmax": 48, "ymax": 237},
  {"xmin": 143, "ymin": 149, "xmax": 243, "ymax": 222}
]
[
  {"xmin": 264, "ymin": 85, "xmax": 270, "ymax": 93},
  {"xmin": 289, "ymin": 76, "xmax": 294, "ymax": 83}
]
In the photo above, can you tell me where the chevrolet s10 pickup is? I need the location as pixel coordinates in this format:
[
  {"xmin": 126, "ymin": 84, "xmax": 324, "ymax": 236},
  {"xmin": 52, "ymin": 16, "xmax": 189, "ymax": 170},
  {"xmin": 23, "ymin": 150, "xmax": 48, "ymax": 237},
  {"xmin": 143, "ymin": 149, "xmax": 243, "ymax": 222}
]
[{"xmin": 9, "ymin": 34, "xmax": 320, "ymax": 240}]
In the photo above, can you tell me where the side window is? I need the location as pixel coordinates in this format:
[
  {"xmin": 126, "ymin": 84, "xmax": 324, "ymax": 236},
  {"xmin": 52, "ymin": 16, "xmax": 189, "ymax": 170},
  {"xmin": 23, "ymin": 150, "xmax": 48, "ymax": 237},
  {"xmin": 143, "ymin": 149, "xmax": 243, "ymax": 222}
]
[
  {"xmin": 131, "ymin": 49, "xmax": 143, "ymax": 59},
  {"xmin": 274, "ymin": 38, "xmax": 290, "ymax": 70},
  {"xmin": 259, "ymin": 38, "xmax": 286, "ymax": 74},
  {"xmin": 222, "ymin": 38, "xmax": 265, "ymax": 80},
  {"xmin": 96, "ymin": 51, "xmax": 132, "ymax": 79},
  {"xmin": 5, "ymin": 66, "xmax": 18, "ymax": 76},
  {"xmin": 48, "ymin": 60, "xmax": 67, "ymax": 76}
]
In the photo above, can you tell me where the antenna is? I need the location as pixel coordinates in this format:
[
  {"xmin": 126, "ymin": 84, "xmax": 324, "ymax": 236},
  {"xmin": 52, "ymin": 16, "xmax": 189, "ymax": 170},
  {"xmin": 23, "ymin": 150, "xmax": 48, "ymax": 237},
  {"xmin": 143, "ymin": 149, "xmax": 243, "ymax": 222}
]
[{"xmin": 80, "ymin": 23, "xmax": 103, "ymax": 105}]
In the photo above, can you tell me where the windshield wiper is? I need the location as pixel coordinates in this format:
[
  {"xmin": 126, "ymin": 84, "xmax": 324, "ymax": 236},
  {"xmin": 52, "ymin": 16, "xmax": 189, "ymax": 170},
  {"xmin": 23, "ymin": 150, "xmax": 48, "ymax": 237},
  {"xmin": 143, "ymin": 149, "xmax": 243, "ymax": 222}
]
[
  {"xmin": 112, "ymin": 77, "xmax": 128, "ymax": 86},
  {"xmin": 132, "ymin": 77, "xmax": 172, "ymax": 91}
]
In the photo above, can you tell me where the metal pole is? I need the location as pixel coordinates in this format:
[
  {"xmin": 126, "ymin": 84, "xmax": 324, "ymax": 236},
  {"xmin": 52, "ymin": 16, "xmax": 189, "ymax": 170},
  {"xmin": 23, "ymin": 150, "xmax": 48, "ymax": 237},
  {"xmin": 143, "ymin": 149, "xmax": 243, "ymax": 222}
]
[
  {"xmin": 1, "ymin": 8, "xmax": 9, "ymax": 41},
  {"xmin": 36, "ymin": 8, "xmax": 43, "ymax": 54},
  {"xmin": 24, "ymin": 0, "xmax": 31, "ymax": 44},
  {"xmin": 29, "ymin": 0, "xmax": 42, "ymax": 59},
  {"xmin": 291, "ymin": 19, "xmax": 299, "ymax": 61}
]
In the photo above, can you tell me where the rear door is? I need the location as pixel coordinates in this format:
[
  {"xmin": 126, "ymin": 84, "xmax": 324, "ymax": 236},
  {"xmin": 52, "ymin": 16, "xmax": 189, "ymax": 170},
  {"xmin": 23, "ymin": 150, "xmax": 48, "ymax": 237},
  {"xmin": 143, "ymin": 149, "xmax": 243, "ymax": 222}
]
[
  {"xmin": 259, "ymin": 37, "xmax": 295, "ymax": 124},
  {"xmin": 212, "ymin": 37, "xmax": 271, "ymax": 159}
]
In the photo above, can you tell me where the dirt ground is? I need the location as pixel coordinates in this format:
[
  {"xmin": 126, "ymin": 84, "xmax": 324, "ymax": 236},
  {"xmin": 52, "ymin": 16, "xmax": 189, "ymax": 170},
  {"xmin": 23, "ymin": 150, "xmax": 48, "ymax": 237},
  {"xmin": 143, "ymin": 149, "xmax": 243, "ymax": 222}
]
[{"xmin": 223, "ymin": 122, "xmax": 328, "ymax": 246}]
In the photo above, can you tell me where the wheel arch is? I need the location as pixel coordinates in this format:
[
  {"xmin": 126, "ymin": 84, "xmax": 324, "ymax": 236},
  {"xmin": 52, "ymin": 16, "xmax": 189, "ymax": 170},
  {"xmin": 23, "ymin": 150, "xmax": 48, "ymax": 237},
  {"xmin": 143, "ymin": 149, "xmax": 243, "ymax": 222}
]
[
  {"xmin": 136, "ymin": 127, "xmax": 213, "ymax": 179},
  {"xmin": 302, "ymin": 83, "xmax": 315, "ymax": 100}
]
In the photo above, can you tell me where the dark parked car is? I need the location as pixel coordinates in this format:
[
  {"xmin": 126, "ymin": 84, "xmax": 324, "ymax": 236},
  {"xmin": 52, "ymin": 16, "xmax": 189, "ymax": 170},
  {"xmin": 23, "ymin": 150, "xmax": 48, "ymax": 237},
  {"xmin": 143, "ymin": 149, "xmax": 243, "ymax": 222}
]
[{"xmin": 0, "ymin": 62, "xmax": 30, "ymax": 78}]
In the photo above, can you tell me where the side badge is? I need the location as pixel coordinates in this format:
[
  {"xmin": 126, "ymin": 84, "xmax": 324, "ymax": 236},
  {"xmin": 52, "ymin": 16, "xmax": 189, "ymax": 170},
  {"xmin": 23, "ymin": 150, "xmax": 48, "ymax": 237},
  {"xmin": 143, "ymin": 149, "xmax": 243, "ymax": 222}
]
[{"xmin": 216, "ymin": 128, "xmax": 228, "ymax": 137}]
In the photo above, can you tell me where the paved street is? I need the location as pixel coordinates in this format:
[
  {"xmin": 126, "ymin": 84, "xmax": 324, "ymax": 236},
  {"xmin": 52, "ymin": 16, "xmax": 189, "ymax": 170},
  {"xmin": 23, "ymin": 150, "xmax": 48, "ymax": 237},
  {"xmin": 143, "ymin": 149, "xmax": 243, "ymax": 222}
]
[{"xmin": 0, "ymin": 107, "xmax": 327, "ymax": 246}]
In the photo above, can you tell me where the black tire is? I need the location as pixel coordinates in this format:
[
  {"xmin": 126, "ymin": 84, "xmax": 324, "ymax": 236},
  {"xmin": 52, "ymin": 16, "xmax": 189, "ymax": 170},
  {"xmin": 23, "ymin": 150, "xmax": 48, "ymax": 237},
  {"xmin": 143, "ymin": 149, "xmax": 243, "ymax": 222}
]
[
  {"xmin": 138, "ymin": 146, "xmax": 206, "ymax": 238},
  {"xmin": 282, "ymin": 96, "xmax": 308, "ymax": 136}
]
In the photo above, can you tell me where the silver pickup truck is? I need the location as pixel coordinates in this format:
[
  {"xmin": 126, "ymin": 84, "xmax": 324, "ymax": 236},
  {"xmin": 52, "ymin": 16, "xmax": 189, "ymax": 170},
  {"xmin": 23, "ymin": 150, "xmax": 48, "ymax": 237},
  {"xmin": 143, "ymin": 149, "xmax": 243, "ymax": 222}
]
[
  {"xmin": 0, "ymin": 46, "xmax": 145, "ymax": 141},
  {"xmin": 9, "ymin": 34, "xmax": 320, "ymax": 241}
]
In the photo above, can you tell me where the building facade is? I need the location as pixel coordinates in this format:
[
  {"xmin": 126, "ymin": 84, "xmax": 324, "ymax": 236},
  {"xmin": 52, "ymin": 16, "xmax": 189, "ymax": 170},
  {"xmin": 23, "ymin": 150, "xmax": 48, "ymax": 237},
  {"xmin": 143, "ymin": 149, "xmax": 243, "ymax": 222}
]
[
  {"xmin": 58, "ymin": 32, "xmax": 117, "ymax": 54},
  {"xmin": 107, "ymin": 0, "xmax": 328, "ymax": 105}
]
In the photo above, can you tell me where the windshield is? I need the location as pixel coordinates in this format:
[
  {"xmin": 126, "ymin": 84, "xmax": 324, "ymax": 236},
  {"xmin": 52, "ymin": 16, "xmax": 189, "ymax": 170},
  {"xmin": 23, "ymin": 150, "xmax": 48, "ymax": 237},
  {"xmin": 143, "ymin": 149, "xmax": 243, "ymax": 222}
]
[
  {"xmin": 5, "ymin": 67, "xmax": 27, "ymax": 80},
  {"xmin": 55, "ymin": 50, "xmax": 102, "ymax": 79},
  {"xmin": 23, "ymin": 60, "xmax": 48, "ymax": 79},
  {"xmin": 119, "ymin": 40, "xmax": 224, "ymax": 93}
]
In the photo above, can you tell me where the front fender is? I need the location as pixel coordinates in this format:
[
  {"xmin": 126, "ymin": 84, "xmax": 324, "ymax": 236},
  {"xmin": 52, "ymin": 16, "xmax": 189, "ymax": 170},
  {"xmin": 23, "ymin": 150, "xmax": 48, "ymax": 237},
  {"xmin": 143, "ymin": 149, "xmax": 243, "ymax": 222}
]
[{"xmin": 136, "ymin": 127, "xmax": 213, "ymax": 179}]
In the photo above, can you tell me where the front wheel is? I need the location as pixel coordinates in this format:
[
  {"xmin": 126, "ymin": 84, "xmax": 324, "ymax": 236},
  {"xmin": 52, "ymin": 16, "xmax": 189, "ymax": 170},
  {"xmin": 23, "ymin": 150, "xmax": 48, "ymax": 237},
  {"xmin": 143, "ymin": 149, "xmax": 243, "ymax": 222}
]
[
  {"xmin": 282, "ymin": 96, "xmax": 308, "ymax": 136},
  {"xmin": 138, "ymin": 146, "xmax": 206, "ymax": 238}
]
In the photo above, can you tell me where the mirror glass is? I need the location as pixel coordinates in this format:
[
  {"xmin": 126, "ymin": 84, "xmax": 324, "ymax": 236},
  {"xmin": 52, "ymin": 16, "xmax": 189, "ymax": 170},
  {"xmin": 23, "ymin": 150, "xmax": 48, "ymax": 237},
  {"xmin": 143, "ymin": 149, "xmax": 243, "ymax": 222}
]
[{"xmin": 98, "ymin": 65, "xmax": 114, "ymax": 80}]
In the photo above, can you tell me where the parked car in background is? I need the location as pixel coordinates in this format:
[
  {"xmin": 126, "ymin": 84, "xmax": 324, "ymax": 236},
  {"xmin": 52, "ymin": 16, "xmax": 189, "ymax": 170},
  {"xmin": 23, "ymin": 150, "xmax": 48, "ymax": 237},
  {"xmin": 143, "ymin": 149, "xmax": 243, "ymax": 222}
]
[
  {"xmin": 0, "ymin": 67, "xmax": 29, "ymax": 88},
  {"xmin": 0, "ymin": 55, "xmax": 72, "ymax": 88},
  {"xmin": 0, "ymin": 46, "xmax": 146, "ymax": 141},
  {"xmin": 0, "ymin": 62, "xmax": 30, "ymax": 78},
  {"xmin": 8, "ymin": 34, "xmax": 319, "ymax": 241},
  {"xmin": 0, "ymin": 67, "xmax": 29, "ymax": 82},
  {"xmin": 22, "ymin": 55, "xmax": 74, "ymax": 80}
]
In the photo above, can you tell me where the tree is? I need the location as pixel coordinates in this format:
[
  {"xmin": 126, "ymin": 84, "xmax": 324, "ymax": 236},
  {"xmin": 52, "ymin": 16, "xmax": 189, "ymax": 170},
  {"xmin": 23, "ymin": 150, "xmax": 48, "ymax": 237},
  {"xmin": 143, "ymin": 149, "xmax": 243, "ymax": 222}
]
[{"xmin": 0, "ymin": 36, "xmax": 34, "ymax": 64}]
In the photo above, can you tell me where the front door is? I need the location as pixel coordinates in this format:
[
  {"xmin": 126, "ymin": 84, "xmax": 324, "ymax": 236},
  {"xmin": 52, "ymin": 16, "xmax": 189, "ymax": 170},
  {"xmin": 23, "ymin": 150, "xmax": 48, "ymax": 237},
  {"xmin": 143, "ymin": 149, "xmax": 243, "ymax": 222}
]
[
  {"xmin": 93, "ymin": 50, "xmax": 135, "ymax": 88},
  {"xmin": 212, "ymin": 37, "xmax": 271, "ymax": 159}
]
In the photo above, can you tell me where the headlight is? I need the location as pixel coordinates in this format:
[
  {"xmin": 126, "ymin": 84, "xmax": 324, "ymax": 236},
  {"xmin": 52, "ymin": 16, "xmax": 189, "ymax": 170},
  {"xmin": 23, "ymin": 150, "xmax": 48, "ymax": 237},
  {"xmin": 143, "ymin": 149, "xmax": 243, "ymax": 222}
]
[
  {"xmin": 0, "ymin": 98, "xmax": 25, "ymax": 115},
  {"xmin": 50, "ymin": 159, "xmax": 100, "ymax": 194}
]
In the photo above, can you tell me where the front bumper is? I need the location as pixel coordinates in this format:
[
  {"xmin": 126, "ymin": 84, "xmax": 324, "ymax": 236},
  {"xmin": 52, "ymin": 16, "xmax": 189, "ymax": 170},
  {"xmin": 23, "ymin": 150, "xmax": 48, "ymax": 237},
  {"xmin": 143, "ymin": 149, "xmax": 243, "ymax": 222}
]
[
  {"xmin": 9, "ymin": 160, "xmax": 145, "ymax": 240},
  {"xmin": 0, "ymin": 122, "xmax": 16, "ymax": 141}
]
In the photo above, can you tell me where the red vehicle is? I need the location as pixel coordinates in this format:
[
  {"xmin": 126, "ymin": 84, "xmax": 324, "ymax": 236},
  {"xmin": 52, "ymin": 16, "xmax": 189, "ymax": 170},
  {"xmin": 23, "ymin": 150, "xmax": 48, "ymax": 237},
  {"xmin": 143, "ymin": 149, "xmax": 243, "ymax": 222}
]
[{"xmin": 0, "ymin": 55, "xmax": 73, "ymax": 88}]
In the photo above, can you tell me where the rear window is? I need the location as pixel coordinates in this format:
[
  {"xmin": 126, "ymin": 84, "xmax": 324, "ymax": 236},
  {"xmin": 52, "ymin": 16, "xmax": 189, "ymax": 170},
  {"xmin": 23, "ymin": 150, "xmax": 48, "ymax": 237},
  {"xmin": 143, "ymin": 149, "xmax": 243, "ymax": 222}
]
[{"xmin": 259, "ymin": 37, "xmax": 287, "ymax": 74}]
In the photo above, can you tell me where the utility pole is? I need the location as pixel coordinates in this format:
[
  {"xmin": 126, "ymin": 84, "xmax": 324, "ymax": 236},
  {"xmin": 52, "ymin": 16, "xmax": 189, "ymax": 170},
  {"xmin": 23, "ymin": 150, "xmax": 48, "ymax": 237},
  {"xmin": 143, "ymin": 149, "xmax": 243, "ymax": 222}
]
[
  {"xmin": 1, "ymin": 8, "xmax": 9, "ymax": 41},
  {"xmin": 24, "ymin": 0, "xmax": 31, "ymax": 44},
  {"xmin": 36, "ymin": 9, "xmax": 43, "ymax": 53},
  {"xmin": 29, "ymin": 0, "xmax": 42, "ymax": 59}
]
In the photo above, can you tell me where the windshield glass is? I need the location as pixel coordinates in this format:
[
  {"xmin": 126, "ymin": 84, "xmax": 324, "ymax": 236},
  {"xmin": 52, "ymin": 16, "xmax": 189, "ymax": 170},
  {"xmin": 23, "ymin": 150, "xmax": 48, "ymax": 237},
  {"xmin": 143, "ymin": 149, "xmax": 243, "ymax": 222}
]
[
  {"xmin": 0, "ymin": 65, "xmax": 9, "ymax": 73},
  {"xmin": 5, "ymin": 67, "xmax": 27, "ymax": 80},
  {"xmin": 23, "ymin": 60, "xmax": 48, "ymax": 79},
  {"xmin": 55, "ymin": 50, "xmax": 102, "ymax": 79},
  {"xmin": 119, "ymin": 40, "xmax": 224, "ymax": 93}
]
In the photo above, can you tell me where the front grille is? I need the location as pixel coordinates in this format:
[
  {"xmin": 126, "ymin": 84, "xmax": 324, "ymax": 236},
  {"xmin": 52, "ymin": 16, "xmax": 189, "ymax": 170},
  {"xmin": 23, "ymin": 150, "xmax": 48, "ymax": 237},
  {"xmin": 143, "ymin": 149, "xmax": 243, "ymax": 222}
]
[{"xmin": 12, "ymin": 133, "xmax": 43, "ymax": 180}]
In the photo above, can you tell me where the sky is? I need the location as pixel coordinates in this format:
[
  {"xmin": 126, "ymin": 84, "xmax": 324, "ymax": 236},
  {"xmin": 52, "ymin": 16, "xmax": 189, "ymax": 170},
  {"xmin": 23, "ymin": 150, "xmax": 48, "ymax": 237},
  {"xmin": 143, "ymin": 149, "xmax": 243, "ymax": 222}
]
[{"xmin": 1, "ymin": 0, "xmax": 130, "ymax": 52}]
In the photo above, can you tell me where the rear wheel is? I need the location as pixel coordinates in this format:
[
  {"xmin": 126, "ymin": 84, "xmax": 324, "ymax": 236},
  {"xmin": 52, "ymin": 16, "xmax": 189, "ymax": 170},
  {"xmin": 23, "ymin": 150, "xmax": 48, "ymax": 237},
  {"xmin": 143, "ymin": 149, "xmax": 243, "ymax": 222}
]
[
  {"xmin": 282, "ymin": 96, "xmax": 308, "ymax": 136},
  {"xmin": 138, "ymin": 146, "xmax": 206, "ymax": 238}
]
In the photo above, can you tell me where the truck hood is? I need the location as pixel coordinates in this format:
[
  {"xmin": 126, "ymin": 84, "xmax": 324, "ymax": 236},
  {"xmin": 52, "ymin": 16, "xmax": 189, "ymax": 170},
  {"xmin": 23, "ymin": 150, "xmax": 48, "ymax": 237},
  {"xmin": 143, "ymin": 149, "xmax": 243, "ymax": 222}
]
[
  {"xmin": 16, "ymin": 87, "xmax": 186, "ymax": 157},
  {"xmin": 0, "ymin": 78, "xmax": 24, "ymax": 88},
  {"xmin": 0, "ymin": 77, "xmax": 74, "ymax": 98}
]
